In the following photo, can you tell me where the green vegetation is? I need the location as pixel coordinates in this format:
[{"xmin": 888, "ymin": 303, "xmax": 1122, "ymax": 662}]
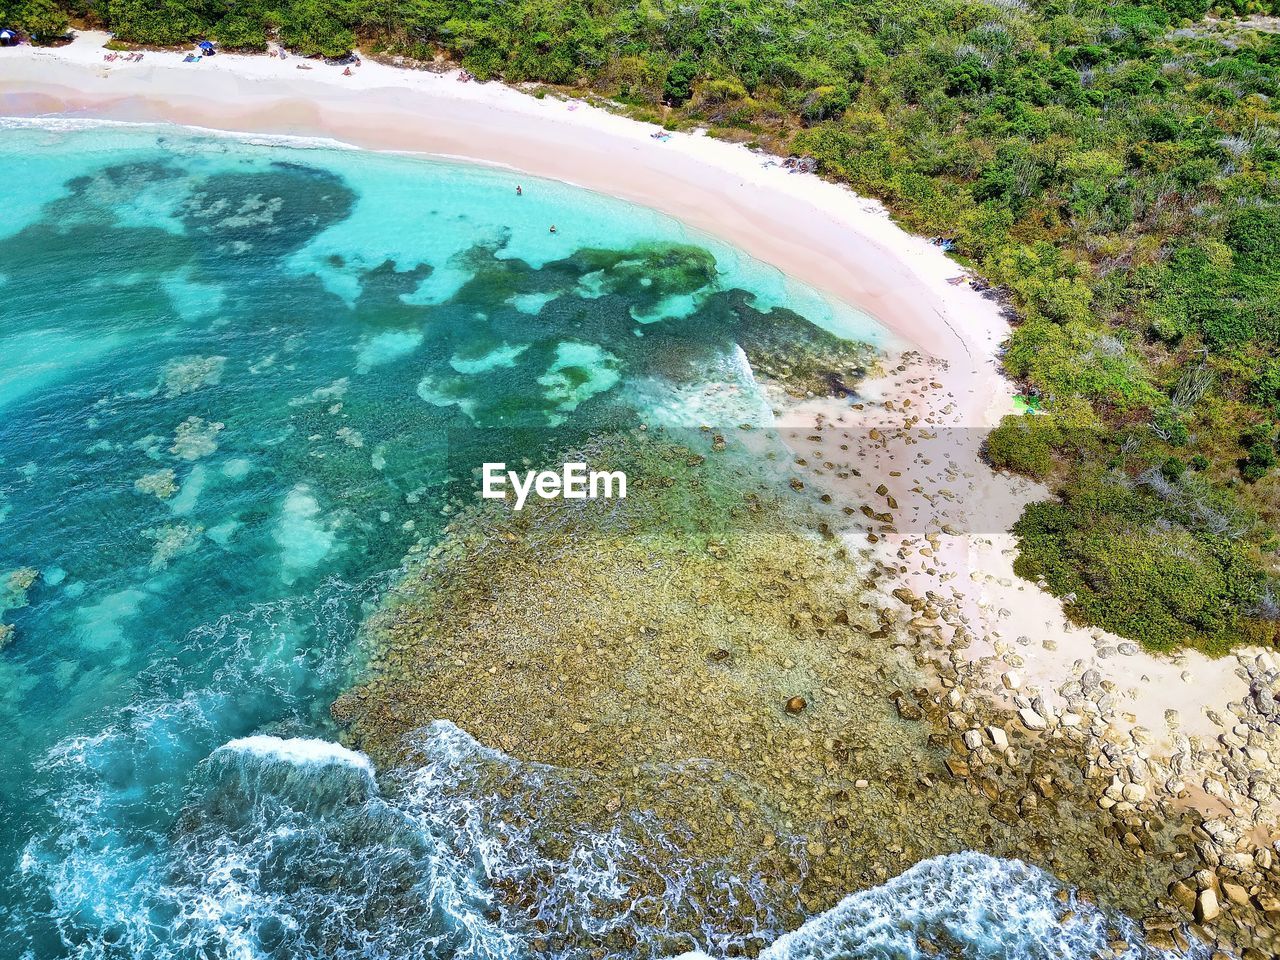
[
  {"xmin": 984, "ymin": 414, "xmax": 1064, "ymax": 478},
  {"xmin": 1014, "ymin": 470, "xmax": 1268, "ymax": 652},
  {"xmin": 7, "ymin": 0, "xmax": 1280, "ymax": 651},
  {"xmin": 0, "ymin": 0, "xmax": 67, "ymax": 38}
]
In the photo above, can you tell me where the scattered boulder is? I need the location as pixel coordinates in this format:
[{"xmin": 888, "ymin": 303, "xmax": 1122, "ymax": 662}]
[
  {"xmin": 1019, "ymin": 707, "xmax": 1048, "ymax": 731},
  {"xmin": 945, "ymin": 756, "xmax": 971, "ymax": 778},
  {"xmin": 1122, "ymin": 783, "xmax": 1146, "ymax": 804},
  {"xmin": 894, "ymin": 694, "xmax": 922, "ymax": 721},
  {"xmin": 1195, "ymin": 888, "xmax": 1220, "ymax": 924},
  {"xmin": 1170, "ymin": 880, "xmax": 1197, "ymax": 914},
  {"xmin": 1222, "ymin": 882, "xmax": 1249, "ymax": 906}
]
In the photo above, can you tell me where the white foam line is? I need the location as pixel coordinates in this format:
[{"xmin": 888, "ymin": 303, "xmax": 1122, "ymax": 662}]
[
  {"xmin": 0, "ymin": 114, "xmax": 360, "ymax": 152},
  {"xmin": 217, "ymin": 735, "xmax": 374, "ymax": 774}
]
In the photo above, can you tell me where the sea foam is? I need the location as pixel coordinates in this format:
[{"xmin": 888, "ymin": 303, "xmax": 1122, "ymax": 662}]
[
  {"xmin": 668, "ymin": 851, "xmax": 1204, "ymax": 960},
  {"xmin": 216, "ymin": 735, "xmax": 375, "ymax": 776}
]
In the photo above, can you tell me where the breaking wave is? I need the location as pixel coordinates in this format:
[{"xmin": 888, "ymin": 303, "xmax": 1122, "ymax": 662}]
[
  {"xmin": 21, "ymin": 720, "xmax": 1205, "ymax": 960},
  {"xmin": 676, "ymin": 853, "xmax": 1208, "ymax": 960}
]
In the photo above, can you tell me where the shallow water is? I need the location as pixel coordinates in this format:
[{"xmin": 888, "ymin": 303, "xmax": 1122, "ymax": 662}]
[{"xmin": 0, "ymin": 121, "xmax": 1184, "ymax": 960}]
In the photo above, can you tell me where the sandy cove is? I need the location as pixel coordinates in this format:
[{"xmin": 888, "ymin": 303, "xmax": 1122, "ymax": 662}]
[
  {"xmin": 0, "ymin": 31, "xmax": 1005, "ymax": 393},
  {"xmin": 1, "ymin": 33, "xmax": 1271, "ymax": 815}
]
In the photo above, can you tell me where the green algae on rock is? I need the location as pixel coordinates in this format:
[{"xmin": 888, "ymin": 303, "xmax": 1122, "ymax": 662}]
[
  {"xmin": 0, "ymin": 568, "xmax": 39, "ymax": 652},
  {"xmin": 337, "ymin": 429, "xmax": 915, "ymax": 947},
  {"xmin": 333, "ymin": 430, "xmax": 1213, "ymax": 956},
  {"xmin": 732, "ymin": 303, "xmax": 877, "ymax": 400}
]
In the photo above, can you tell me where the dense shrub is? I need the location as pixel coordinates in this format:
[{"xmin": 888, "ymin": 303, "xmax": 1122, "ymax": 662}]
[
  {"xmin": 1014, "ymin": 476, "xmax": 1264, "ymax": 653},
  {"xmin": 664, "ymin": 61, "xmax": 698, "ymax": 106},
  {"xmin": 985, "ymin": 414, "xmax": 1062, "ymax": 478},
  {"xmin": 1242, "ymin": 441, "xmax": 1278, "ymax": 483},
  {"xmin": 2, "ymin": 0, "xmax": 66, "ymax": 39}
]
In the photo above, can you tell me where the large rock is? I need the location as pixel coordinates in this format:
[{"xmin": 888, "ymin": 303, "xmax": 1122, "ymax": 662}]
[
  {"xmin": 986, "ymin": 726, "xmax": 1009, "ymax": 751},
  {"xmin": 1254, "ymin": 894, "xmax": 1280, "ymax": 919},
  {"xmin": 1018, "ymin": 707, "xmax": 1048, "ymax": 731},
  {"xmin": 945, "ymin": 756, "xmax": 971, "ymax": 778},
  {"xmin": 894, "ymin": 695, "xmax": 922, "ymax": 721},
  {"xmin": 1222, "ymin": 882, "xmax": 1249, "ymax": 906},
  {"xmin": 1195, "ymin": 888, "xmax": 1220, "ymax": 924},
  {"xmin": 1169, "ymin": 880, "xmax": 1197, "ymax": 914}
]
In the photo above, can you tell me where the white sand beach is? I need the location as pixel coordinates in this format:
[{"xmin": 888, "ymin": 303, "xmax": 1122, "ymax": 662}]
[
  {"xmin": 0, "ymin": 31, "xmax": 1260, "ymax": 785},
  {"xmin": 0, "ymin": 33, "xmax": 1008, "ymax": 398}
]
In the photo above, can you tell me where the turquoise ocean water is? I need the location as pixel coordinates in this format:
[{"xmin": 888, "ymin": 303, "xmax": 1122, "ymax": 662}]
[{"xmin": 0, "ymin": 121, "xmax": 1189, "ymax": 960}]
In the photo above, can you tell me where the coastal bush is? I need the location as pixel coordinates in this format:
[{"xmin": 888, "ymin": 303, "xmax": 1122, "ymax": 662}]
[
  {"xmin": 985, "ymin": 414, "xmax": 1062, "ymax": 478},
  {"xmin": 1242, "ymin": 440, "xmax": 1278, "ymax": 483},
  {"xmin": 1014, "ymin": 475, "xmax": 1265, "ymax": 653},
  {"xmin": 664, "ymin": 60, "xmax": 698, "ymax": 106},
  {"xmin": 1161, "ymin": 456, "xmax": 1186, "ymax": 481},
  {"xmin": 211, "ymin": 15, "xmax": 267, "ymax": 50},
  {"xmin": 101, "ymin": 0, "xmax": 203, "ymax": 45},
  {"xmin": 1252, "ymin": 359, "xmax": 1280, "ymax": 411},
  {"xmin": 277, "ymin": 0, "xmax": 355, "ymax": 57},
  {"xmin": 2, "ymin": 0, "xmax": 66, "ymax": 39}
]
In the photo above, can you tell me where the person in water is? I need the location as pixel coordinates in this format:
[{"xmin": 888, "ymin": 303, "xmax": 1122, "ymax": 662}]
[
  {"xmin": 516, "ymin": 185, "xmax": 523, "ymax": 196},
  {"xmin": 549, "ymin": 224, "xmax": 557, "ymax": 234}
]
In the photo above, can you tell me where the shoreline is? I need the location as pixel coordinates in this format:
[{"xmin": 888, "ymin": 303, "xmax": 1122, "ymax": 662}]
[
  {"xmin": 4, "ymin": 26, "xmax": 1273, "ymax": 853},
  {"xmin": 0, "ymin": 26, "xmax": 1256, "ymax": 751},
  {"xmin": 0, "ymin": 31, "xmax": 1006, "ymax": 418},
  {"xmin": 6, "ymin": 29, "xmax": 1280, "ymax": 953}
]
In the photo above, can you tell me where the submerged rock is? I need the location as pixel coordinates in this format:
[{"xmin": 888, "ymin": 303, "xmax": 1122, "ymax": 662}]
[
  {"xmin": 159, "ymin": 355, "xmax": 226, "ymax": 399},
  {"xmin": 0, "ymin": 567, "xmax": 39, "ymax": 650},
  {"xmin": 143, "ymin": 523, "xmax": 203, "ymax": 569},
  {"xmin": 134, "ymin": 468, "xmax": 179, "ymax": 500},
  {"xmin": 170, "ymin": 416, "xmax": 225, "ymax": 461},
  {"xmin": 2, "ymin": 567, "xmax": 38, "ymax": 612}
]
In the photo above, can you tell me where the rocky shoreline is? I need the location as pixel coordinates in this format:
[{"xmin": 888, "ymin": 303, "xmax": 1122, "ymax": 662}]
[
  {"xmin": 889, "ymin": 587, "xmax": 1280, "ymax": 957},
  {"xmin": 330, "ymin": 394, "xmax": 1280, "ymax": 957},
  {"xmin": 770, "ymin": 348, "xmax": 1280, "ymax": 958}
]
